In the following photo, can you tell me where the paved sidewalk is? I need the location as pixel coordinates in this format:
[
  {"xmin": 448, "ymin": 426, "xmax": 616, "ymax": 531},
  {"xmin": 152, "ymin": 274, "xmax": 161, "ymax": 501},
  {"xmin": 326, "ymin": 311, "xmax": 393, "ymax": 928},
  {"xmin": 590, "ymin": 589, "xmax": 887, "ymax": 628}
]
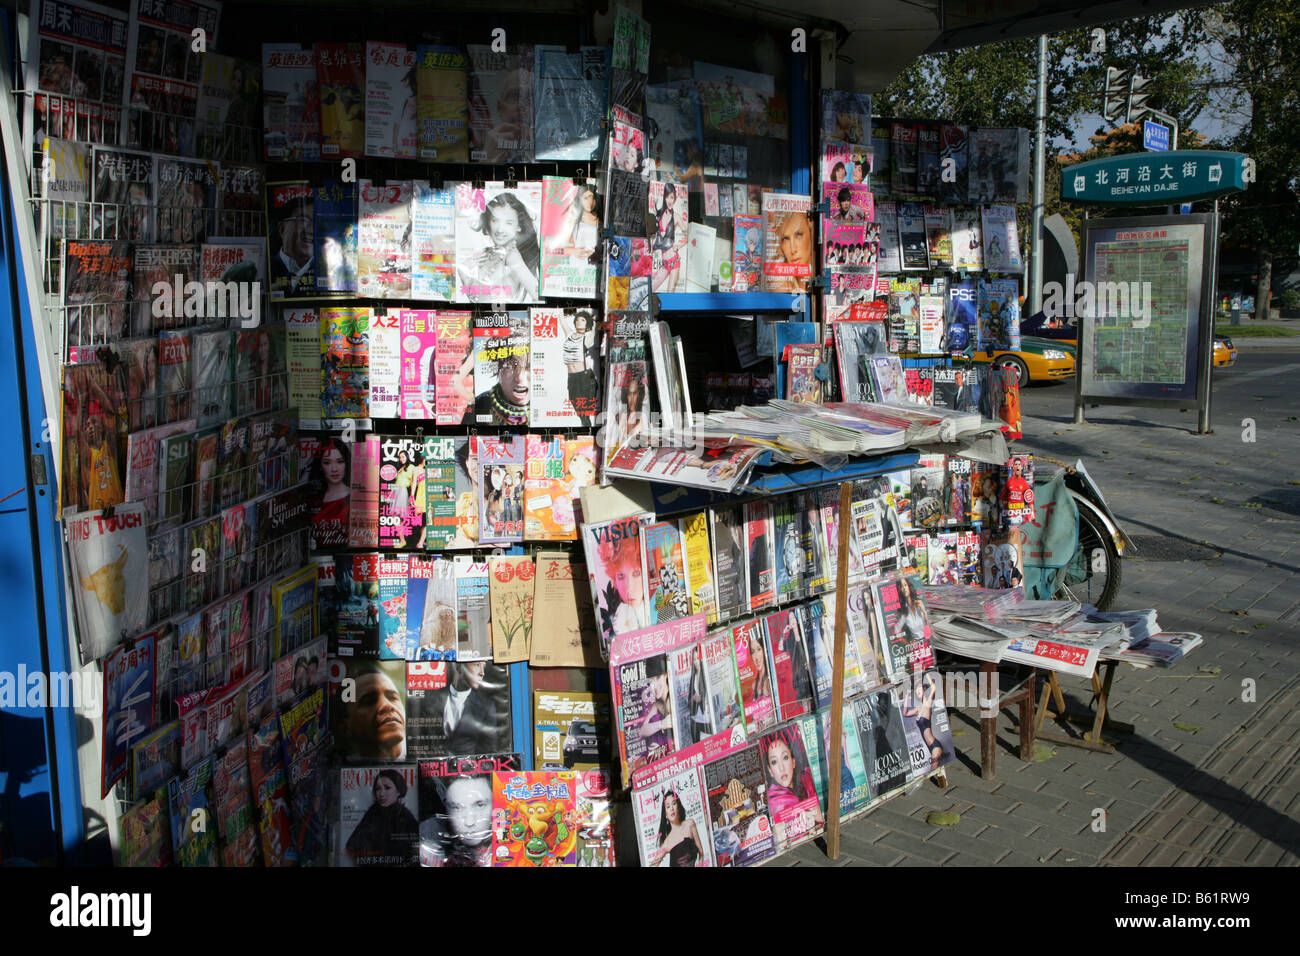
[
  {"xmin": 770, "ymin": 385, "xmax": 1300, "ymax": 867},
  {"xmin": 1103, "ymin": 673, "xmax": 1300, "ymax": 865}
]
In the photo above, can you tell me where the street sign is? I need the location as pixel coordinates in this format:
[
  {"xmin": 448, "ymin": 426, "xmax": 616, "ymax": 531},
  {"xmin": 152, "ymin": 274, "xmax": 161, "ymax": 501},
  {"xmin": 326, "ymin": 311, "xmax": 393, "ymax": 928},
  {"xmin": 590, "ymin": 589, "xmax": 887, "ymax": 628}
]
[
  {"xmin": 1061, "ymin": 150, "xmax": 1250, "ymax": 204},
  {"xmin": 1143, "ymin": 120, "xmax": 1170, "ymax": 152},
  {"xmin": 1180, "ymin": 203, "xmax": 1193, "ymax": 214}
]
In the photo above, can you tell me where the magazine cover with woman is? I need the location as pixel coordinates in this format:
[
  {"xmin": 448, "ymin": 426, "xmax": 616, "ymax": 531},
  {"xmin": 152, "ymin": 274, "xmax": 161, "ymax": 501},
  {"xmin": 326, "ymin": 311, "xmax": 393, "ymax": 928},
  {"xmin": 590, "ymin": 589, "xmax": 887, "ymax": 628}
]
[
  {"xmin": 764, "ymin": 610, "xmax": 814, "ymax": 722},
  {"xmin": 475, "ymin": 435, "xmax": 525, "ymax": 545},
  {"xmin": 337, "ymin": 764, "xmax": 419, "ymax": 866},
  {"xmin": 634, "ymin": 764, "xmax": 714, "ymax": 867},
  {"xmin": 760, "ymin": 723, "xmax": 825, "ymax": 850},
  {"xmin": 899, "ymin": 669, "xmax": 956, "ymax": 780},
  {"xmin": 761, "ymin": 193, "xmax": 813, "ymax": 294},
  {"xmin": 647, "ymin": 179, "xmax": 688, "ymax": 294},
  {"xmin": 529, "ymin": 307, "xmax": 587, "ymax": 427},
  {"xmin": 669, "ymin": 642, "xmax": 709, "ymax": 749},
  {"xmin": 378, "ymin": 435, "xmax": 427, "ymax": 551},
  {"xmin": 820, "ymin": 90, "xmax": 872, "ymax": 144},
  {"xmin": 614, "ymin": 651, "xmax": 677, "ymax": 781},
  {"xmin": 418, "ymin": 753, "xmax": 520, "ymax": 867},
  {"xmin": 539, "ymin": 176, "xmax": 601, "ymax": 299},
  {"xmin": 703, "ymin": 743, "xmax": 775, "ymax": 867},
  {"xmin": 733, "ymin": 619, "xmax": 776, "ymax": 735},
  {"xmin": 454, "ymin": 181, "xmax": 542, "ymax": 303},
  {"xmin": 871, "ymin": 573, "xmax": 935, "ymax": 677},
  {"xmin": 582, "ymin": 514, "xmax": 651, "ymax": 658}
]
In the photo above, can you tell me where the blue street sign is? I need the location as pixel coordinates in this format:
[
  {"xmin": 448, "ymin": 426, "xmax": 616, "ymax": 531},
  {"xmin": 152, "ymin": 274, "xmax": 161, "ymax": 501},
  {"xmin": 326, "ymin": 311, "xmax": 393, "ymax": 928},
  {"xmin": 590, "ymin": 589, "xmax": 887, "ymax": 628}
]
[
  {"xmin": 1144, "ymin": 120, "xmax": 1171, "ymax": 151},
  {"xmin": 1180, "ymin": 202, "xmax": 1193, "ymax": 214}
]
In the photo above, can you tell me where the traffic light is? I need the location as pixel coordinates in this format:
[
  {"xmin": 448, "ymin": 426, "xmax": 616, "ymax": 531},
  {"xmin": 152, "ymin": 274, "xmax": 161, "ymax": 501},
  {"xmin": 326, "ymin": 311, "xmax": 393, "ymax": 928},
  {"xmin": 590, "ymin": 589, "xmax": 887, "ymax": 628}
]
[
  {"xmin": 1127, "ymin": 75, "xmax": 1153, "ymax": 124},
  {"xmin": 1102, "ymin": 66, "xmax": 1131, "ymax": 123}
]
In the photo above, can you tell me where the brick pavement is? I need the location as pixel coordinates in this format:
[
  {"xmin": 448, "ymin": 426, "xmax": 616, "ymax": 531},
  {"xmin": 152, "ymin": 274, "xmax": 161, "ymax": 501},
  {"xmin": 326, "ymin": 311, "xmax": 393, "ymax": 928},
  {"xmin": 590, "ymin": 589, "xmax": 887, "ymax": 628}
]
[{"xmin": 769, "ymin": 392, "xmax": 1300, "ymax": 867}]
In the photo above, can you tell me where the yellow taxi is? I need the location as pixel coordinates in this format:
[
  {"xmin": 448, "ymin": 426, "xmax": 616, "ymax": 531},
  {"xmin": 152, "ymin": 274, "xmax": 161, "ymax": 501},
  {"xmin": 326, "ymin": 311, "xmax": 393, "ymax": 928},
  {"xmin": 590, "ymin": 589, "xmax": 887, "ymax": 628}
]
[
  {"xmin": 1213, "ymin": 334, "xmax": 1237, "ymax": 367},
  {"xmin": 969, "ymin": 337, "xmax": 1076, "ymax": 387}
]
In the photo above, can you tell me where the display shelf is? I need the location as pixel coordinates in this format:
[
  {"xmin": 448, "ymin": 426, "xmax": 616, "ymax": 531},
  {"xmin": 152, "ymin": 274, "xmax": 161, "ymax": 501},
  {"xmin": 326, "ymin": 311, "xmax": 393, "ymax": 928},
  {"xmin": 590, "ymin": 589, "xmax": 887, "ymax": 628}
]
[
  {"xmin": 648, "ymin": 448, "xmax": 920, "ymax": 516},
  {"xmin": 655, "ymin": 292, "xmax": 805, "ymax": 313}
]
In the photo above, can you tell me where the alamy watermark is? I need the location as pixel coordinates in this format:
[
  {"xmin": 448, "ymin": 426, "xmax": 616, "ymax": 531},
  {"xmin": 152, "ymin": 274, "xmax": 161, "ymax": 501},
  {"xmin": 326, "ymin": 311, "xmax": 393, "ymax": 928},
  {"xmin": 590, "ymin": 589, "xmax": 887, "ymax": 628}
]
[
  {"xmin": 0, "ymin": 665, "xmax": 99, "ymax": 711},
  {"xmin": 151, "ymin": 274, "xmax": 261, "ymax": 327},
  {"xmin": 1041, "ymin": 274, "xmax": 1153, "ymax": 329}
]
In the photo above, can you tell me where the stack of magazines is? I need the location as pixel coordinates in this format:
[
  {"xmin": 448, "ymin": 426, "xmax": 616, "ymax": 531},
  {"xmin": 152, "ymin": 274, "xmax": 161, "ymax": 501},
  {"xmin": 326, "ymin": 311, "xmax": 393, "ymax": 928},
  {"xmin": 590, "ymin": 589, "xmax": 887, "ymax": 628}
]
[
  {"xmin": 919, "ymin": 583, "xmax": 1025, "ymax": 619},
  {"xmin": 994, "ymin": 599, "xmax": 1081, "ymax": 625},
  {"xmin": 1103, "ymin": 632, "xmax": 1204, "ymax": 668},
  {"xmin": 929, "ymin": 614, "xmax": 1034, "ymax": 661}
]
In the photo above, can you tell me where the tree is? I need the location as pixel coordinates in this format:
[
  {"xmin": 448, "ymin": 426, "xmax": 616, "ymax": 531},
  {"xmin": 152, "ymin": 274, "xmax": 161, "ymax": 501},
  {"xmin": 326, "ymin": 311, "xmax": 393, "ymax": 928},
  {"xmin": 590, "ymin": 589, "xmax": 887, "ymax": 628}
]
[
  {"xmin": 1198, "ymin": 1, "xmax": 1300, "ymax": 317},
  {"xmin": 876, "ymin": 13, "xmax": 1214, "ymax": 274}
]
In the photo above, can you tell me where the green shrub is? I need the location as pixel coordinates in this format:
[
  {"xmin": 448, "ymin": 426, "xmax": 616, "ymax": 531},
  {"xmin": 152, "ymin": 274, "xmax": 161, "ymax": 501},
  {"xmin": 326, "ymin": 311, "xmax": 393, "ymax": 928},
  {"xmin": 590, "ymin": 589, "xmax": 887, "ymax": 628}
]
[{"xmin": 1279, "ymin": 288, "xmax": 1300, "ymax": 310}]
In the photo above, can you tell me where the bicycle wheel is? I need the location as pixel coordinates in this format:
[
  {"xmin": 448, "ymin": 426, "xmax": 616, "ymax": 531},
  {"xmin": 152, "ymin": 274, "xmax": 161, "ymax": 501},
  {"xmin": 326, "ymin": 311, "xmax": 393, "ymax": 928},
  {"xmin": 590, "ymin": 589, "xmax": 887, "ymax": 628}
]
[{"xmin": 1057, "ymin": 496, "xmax": 1122, "ymax": 611}]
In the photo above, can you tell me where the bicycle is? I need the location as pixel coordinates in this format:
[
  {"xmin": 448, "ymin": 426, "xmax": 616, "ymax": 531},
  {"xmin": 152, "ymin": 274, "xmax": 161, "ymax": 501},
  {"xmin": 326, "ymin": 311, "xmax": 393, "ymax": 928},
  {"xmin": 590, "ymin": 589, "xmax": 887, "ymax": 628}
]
[{"xmin": 1030, "ymin": 455, "xmax": 1131, "ymax": 612}]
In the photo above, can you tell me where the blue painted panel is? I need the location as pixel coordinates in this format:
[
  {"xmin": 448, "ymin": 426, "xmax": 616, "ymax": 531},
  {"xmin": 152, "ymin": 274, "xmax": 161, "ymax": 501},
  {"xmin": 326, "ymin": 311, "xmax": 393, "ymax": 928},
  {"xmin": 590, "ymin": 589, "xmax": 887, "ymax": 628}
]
[{"xmin": 0, "ymin": 8, "xmax": 84, "ymax": 863}]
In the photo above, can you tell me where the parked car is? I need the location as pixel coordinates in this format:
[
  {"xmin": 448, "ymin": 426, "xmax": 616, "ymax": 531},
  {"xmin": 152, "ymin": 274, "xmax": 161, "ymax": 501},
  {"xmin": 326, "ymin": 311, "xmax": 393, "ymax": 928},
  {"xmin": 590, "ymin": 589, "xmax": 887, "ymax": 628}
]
[
  {"xmin": 1020, "ymin": 310, "xmax": 1078, "ymax": 346},
  {"xmin": 562, "ymin": 719, "xmax": 608, "ymax": 767},
  {"xmin": 1213, "ymin": 334, "xmax": 1237, "ymax": 367},
  {"xmin": 967, "ymin": 336, "xmax": 1075, "ymax": 386}
]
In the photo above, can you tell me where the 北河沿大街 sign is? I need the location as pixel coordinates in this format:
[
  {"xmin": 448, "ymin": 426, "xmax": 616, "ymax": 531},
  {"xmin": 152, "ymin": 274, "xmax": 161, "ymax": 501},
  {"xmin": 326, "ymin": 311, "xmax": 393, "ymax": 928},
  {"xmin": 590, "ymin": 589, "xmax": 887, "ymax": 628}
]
[{"xmin": 1061, "ymin": 151, "xmax": 1248, "ymax": 204}]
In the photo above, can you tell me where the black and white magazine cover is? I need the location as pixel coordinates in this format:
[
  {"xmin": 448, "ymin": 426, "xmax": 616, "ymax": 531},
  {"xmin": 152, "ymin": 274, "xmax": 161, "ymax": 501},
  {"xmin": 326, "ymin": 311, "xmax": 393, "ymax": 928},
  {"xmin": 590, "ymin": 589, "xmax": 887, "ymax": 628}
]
[
  {"xmin": 418, "ymin": 752, "xmax": 521, "ymax": 866},
  {"xmin": 337, "ymin": 764, "xmax": 420, "ymax": 866},
  {"xmin": 454, "ymin": 181, "xmax": 542, "ymax": 304},
  {"xmin": 834, "ymin": 319, "xmax": 889, "ymax": 403}
]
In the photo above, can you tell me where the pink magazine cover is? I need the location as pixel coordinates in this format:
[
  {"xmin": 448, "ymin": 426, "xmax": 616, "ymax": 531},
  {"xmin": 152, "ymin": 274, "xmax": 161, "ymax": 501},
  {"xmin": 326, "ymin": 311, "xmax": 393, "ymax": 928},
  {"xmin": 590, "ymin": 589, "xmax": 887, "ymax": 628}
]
[
  {"xmin": 764, "ymin": 609, "xmax": 812, "ymax": 721},
  {"xmin": 400, "ymin": 308, "xmax": 439, "ymax": 419},
  {"xmin": 434, "ymin": 309, "xmax": 474, "ymax": 425},
  {"xmin": 759, "ymin": 723, "xmax": 824, "ymax": 850}
]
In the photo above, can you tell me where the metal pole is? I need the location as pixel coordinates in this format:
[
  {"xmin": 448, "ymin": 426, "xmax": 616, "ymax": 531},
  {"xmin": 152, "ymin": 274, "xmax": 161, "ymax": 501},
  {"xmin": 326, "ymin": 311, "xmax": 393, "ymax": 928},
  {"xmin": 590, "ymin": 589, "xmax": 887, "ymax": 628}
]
[
  {"xmin": 1073, "ymin": 209, "xmax": 1088, "ymax": 425},
  {"xmin": 824, "ymin": 480, "xmax": 853, "ymax": 859},
  {"xmin": 1029, "ymin": 33, "xmax": 1048, "ymax": 314},
  {"xmin": 1199, "ymin": 203, "xmax": 1220, "ymax": 435}
]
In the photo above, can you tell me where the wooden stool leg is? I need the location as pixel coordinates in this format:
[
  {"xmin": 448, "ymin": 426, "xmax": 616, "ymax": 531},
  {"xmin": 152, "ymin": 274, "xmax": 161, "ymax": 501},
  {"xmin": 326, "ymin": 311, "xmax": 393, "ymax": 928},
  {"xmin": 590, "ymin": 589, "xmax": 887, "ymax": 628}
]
[
  {"xmin": 1050, "ymin": 672, "xmax": 1067, "ymax": 714},
  {"xmin": 1019, "ymin": 670, "xmax": 1036, "ymax": 760},
  {"xmin": 1089, "ymin": 662, "xmax": 1117, "ymax": 742}
]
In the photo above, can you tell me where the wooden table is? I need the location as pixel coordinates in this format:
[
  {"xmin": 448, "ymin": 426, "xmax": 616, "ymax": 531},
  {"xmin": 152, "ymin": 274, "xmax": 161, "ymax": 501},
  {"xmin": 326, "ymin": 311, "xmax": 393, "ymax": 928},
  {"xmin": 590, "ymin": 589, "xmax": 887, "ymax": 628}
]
[
  {"xmin": 1033, "ymin": 660, "xmax": 1135, "ymax": 754},
  {"xmin": 977, "ymin": 661, "xmax": 1037, "ymax": 779}
]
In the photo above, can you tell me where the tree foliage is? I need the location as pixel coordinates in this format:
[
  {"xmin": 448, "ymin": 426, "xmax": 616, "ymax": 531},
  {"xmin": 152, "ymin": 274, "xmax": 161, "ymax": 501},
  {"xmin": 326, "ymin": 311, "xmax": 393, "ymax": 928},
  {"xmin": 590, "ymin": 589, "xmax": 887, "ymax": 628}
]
[
  {"xmin": 1202, "ymin": 0, "xmax": 1300, "ymax": 304},
  {"xmin": 876, "ymin": 4, "xmax": 1299, "ymax": 304}
]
